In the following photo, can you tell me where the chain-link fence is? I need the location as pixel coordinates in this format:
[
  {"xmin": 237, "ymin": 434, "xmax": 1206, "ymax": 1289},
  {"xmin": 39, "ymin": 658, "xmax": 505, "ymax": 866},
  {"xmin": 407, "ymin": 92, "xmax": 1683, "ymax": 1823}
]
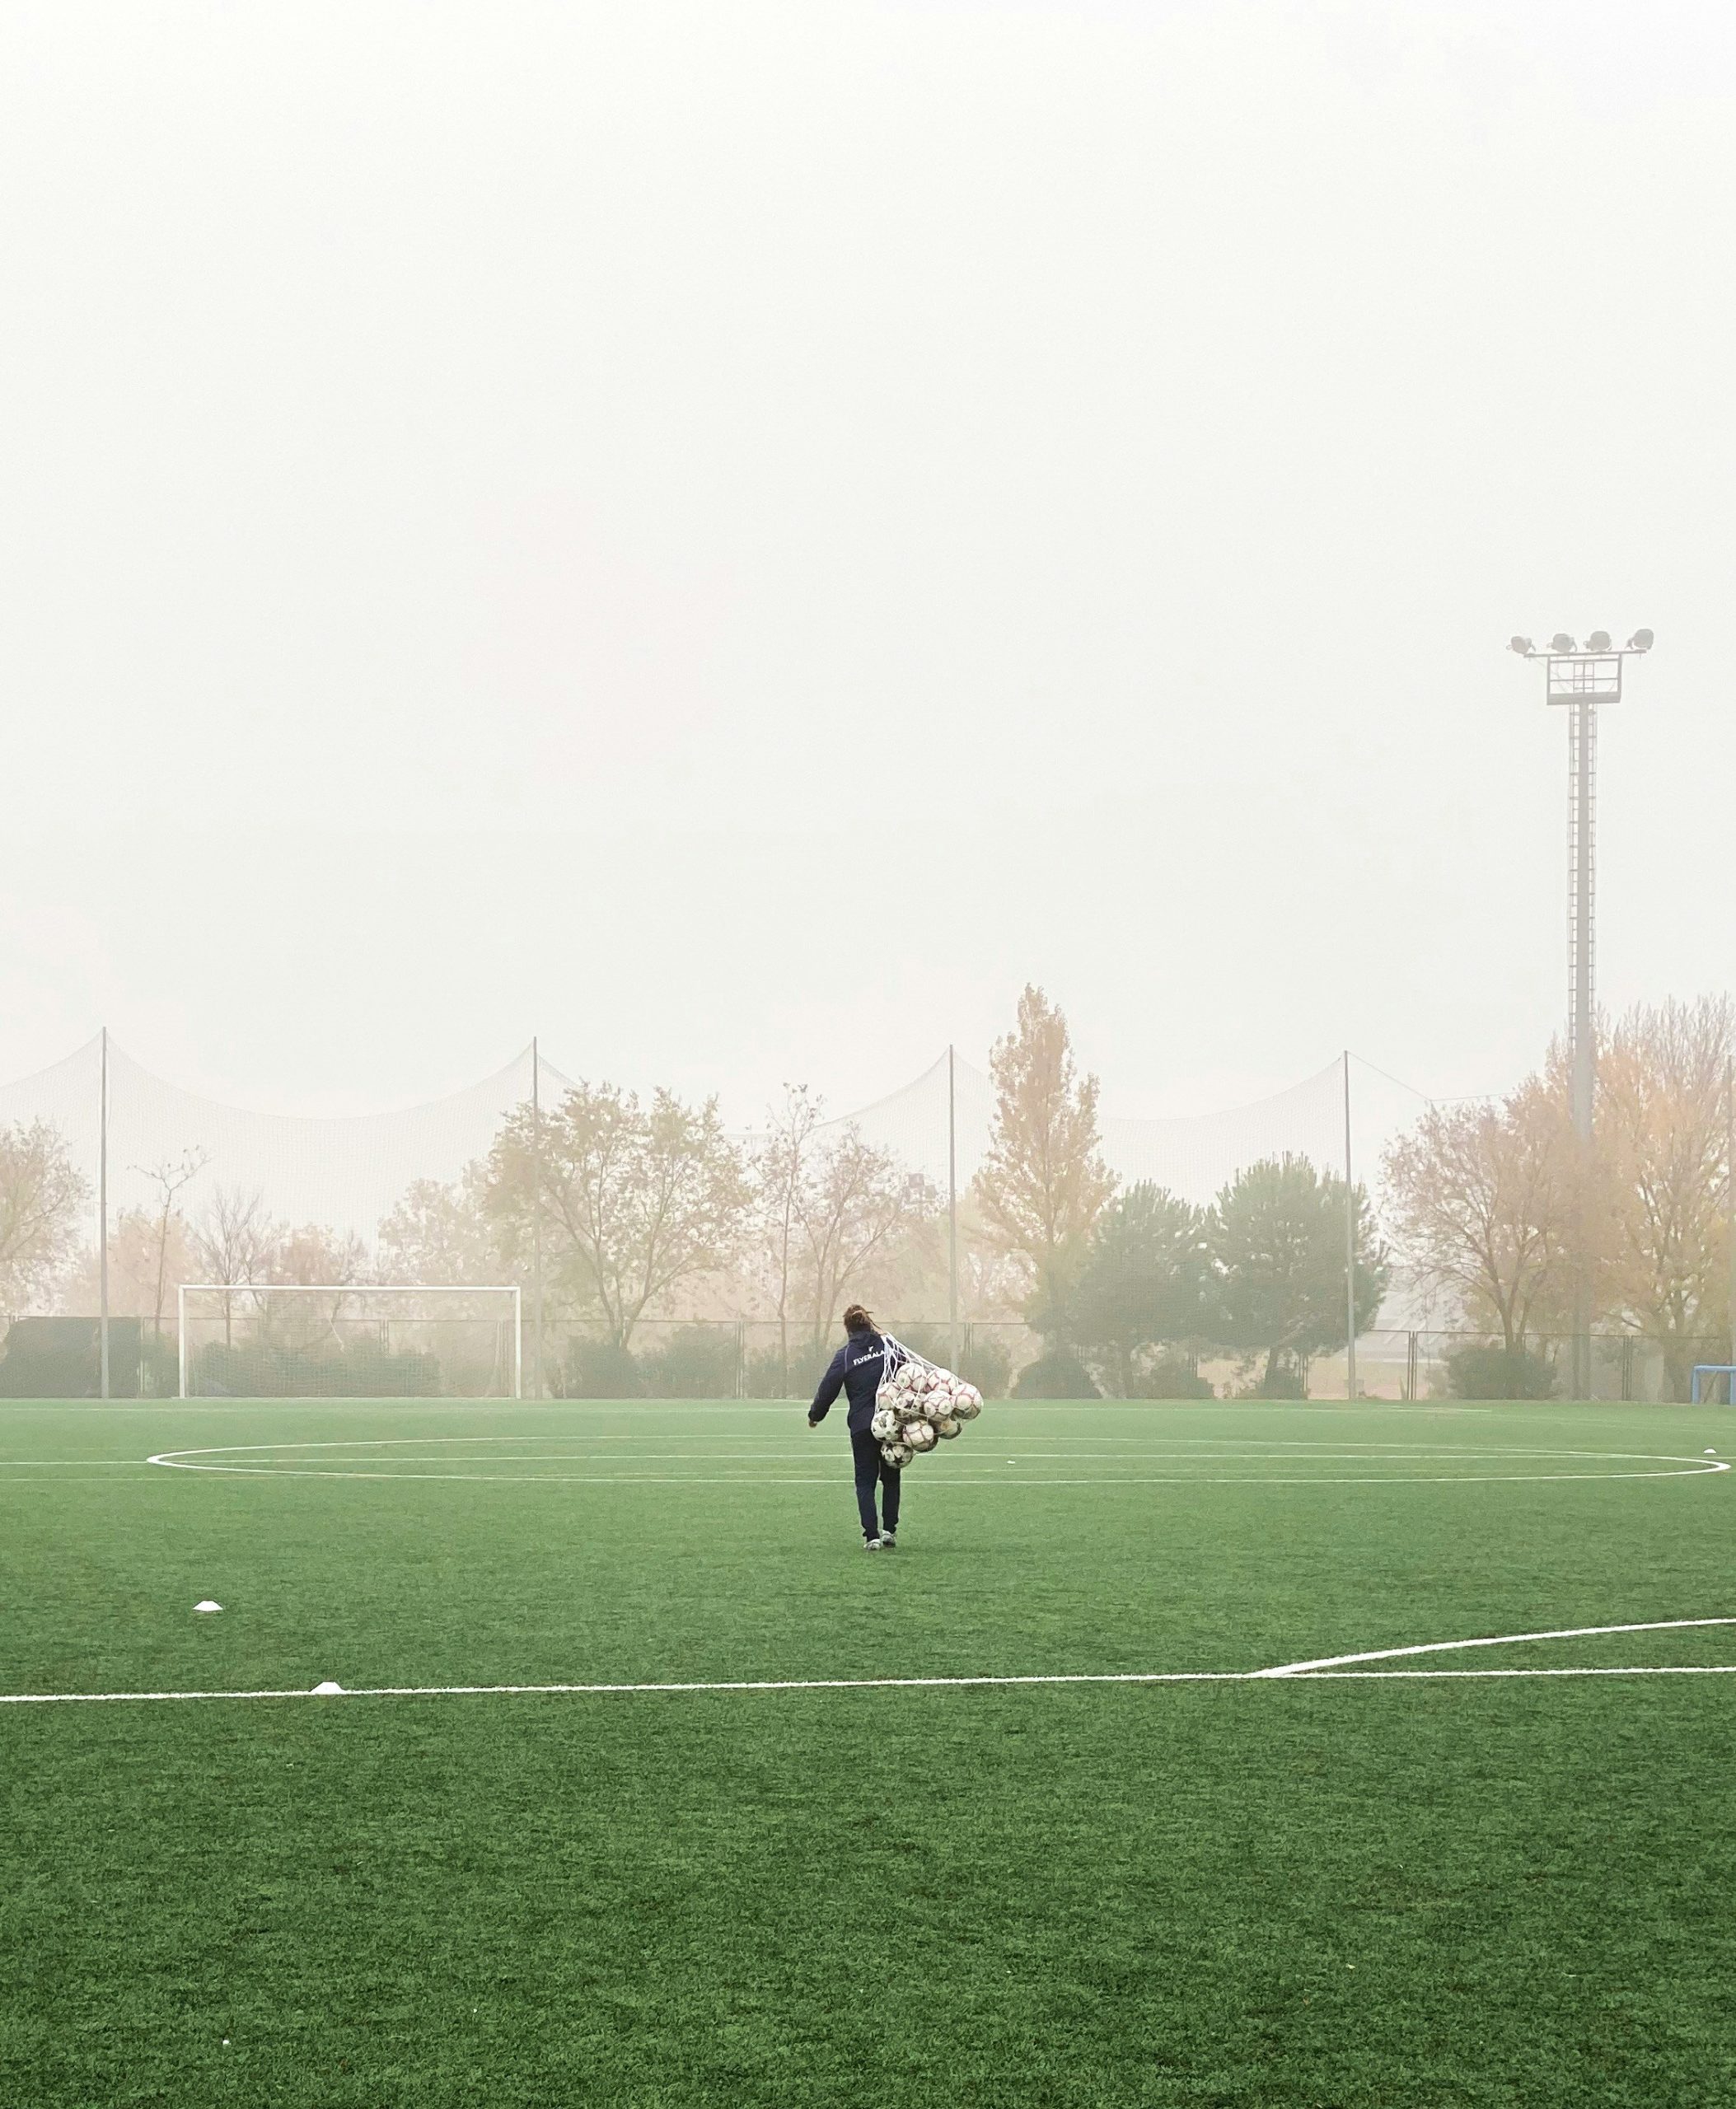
[{"xmin": 4, "ymin": 1311, "xmax": 1729, "ymax": 1404}]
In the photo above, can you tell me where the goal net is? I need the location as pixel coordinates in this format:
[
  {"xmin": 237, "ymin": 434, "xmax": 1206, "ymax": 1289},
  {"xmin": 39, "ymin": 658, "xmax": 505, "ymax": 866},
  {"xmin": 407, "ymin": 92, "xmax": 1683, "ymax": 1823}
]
[{"xmin": 177, "ymin": 1284, "xmax": 522, "ymax": 1400}]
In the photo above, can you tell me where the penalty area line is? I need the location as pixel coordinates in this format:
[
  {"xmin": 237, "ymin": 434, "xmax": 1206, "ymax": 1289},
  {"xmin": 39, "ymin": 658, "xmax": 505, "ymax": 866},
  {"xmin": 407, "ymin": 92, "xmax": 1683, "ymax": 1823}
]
[
  {"xmin": 0, "ymin": 1669, "xmax": 1252, "ymax": 1706},
  {"xmin": 5, "ymin": 1616, "xmax": 1736, "ymax": 1705},
  {"xmin": 1281, "ymin": 1665, "xmax": 1736, "ymax": 1679},
  {"xmin": 1255, "ymin": 1614, "xmax": 1736, "ymax": 1676}
]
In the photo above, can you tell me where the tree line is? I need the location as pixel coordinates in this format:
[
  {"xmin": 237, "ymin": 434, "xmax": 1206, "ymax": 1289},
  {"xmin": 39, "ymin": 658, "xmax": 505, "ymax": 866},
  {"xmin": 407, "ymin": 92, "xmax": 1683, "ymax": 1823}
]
[
  {"xmin": 1383, "ymin": 994, "xmax": 1734, "ymax": 1398},
  {"xmin": 0, "ymin": 986, "xmax": 1726, "ymax": 1399}
]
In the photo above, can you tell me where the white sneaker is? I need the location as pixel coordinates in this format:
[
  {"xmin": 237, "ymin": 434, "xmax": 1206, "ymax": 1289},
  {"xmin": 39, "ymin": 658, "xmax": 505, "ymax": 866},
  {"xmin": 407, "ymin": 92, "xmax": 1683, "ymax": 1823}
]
[
  {"xmin": 880, "ymin": 1531, "xmax": 897, "ymax": 1550},
  {"xmin": 863, "ymin": 1536, "xmax": 883, "ymax": 1550}
]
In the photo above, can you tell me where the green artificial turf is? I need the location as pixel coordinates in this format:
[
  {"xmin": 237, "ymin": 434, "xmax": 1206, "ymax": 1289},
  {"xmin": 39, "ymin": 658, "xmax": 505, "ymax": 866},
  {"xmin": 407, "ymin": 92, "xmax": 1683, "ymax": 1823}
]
[{"xmin": 2, "ymin": 1399, "xmax": 1734, "ymax": 2107}]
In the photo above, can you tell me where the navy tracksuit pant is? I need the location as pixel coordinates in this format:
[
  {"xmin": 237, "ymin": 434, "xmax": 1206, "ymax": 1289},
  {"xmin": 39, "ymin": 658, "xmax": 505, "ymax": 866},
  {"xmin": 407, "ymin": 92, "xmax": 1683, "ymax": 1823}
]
[{"xmin": 849, "ymin": 1425, "xmax": 901, "ymax": 1541}]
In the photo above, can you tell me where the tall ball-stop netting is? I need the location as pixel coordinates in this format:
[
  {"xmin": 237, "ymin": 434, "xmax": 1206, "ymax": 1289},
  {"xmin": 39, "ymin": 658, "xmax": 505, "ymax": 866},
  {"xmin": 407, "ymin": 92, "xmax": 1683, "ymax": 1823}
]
[
  {"xmin": 0, "ymin": 1034, "xmax": 1682, "ymax": 1403},
  {"xmin": 0, "ymin": 1037, "xmax": 577, "ymax": 1399},
  {"xmin": 773, "ymin": 1049, "xmax": 1444, "ymax": 1401}
]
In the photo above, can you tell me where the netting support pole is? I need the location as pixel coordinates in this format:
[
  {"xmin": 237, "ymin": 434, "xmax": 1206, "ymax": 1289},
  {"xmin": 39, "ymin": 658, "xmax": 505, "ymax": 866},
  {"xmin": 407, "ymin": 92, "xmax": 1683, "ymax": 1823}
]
[
  {"xmin": 1343, "ymin": 1050, "xmax": 1357, "ymax": 1404},
  {"xmin": 99, "ymin": 1026, "xmax": 110, "ymax": 1402},
  {"xmin": 948, "ymin": 1045, "xmax": 959, "ymax": 1375},
  {"xmin": 531, "ymin": 1037, "xmax": 545, "ymax": 1402},
  {"xmin": 177, "ymin": 1284, "xmax": 187, "ymax": 1401}
]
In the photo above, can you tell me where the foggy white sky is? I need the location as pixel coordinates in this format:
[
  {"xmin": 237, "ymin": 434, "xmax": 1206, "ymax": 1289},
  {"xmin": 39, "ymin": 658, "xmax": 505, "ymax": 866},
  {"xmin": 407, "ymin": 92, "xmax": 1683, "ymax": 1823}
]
[{"xmin": 2, "ymin": 0, "xmax": 1731, "ymax": 1125}]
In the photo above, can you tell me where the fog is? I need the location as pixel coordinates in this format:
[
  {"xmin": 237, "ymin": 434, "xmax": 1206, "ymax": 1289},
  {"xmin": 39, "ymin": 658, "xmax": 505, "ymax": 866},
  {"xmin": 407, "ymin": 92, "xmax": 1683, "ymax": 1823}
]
[{"xmin": 2, "ymin": 0, "xmax": 1731, "ymax": 1123}]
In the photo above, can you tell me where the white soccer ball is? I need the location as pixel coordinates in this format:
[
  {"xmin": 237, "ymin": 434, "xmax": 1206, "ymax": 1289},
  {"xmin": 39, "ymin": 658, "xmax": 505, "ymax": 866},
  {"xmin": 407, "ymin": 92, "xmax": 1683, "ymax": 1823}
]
[
  {"xmin": 903, "ymin": 1419, "xmax": 938, "ymax": 1452},
  {"xmin": 870, "ymin": 1405, "xmax": 899, "ymax": 1442},
  {"xmin": 881, "ymin": 1438, "xmax": 913, "ymax": 1468},
  {"xmin": 934, "ymin": 1415, "xmax": 962, "ymax": 1440},
  {"xmin": 952, "ymin": 1392, "xmax": 981, "ymax": 1419}
]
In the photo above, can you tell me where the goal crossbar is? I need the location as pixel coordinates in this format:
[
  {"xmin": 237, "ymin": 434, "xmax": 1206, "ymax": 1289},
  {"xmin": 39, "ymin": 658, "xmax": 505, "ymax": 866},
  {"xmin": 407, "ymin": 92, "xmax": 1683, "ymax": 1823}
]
[{"xmin": 177, "ymin": 1284, "xmax": 522, "ymax": 1400}]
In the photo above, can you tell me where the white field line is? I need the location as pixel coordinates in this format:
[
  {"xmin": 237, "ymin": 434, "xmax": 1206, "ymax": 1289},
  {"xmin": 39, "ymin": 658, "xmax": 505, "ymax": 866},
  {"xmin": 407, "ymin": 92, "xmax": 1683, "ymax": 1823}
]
[
  {"xmin": 145, "ymin": 1443, "xmax": 1535, "ymax": 1459},
  {"xmin": 0, "ymin": 1669, "xmax": 1250, "ymax": 1706},
  {"xmin": 2, "ymin": 1401, "xmax": 1501, "ymax": 1413},
  {"xmin": 143, "ymin": 1438, "xmax": 1732, "ymax": 1487},
  {"xmin": 1284, "ymin": 1667, "xmax": 1736, "ymax": 1679},
  {"xmin": 138, "ymin": 1467, "xmax": 1729, "ymax": 1486},
  {"xmin": 1256, "ymin": 1615, "xmax": 1736, "ymax": 1676},
  {"xmin": 4, "ymin": 1619, "xmax": 1734, "ymax": 1709},
  {"xmin": 145, "ymin": 1434, "xmax": 1560, "ymax": 1452},
  {"xmin": 138, "ymin": 1445, "xmax": 1678, "ymax": 1462},
  {"xmin": 156, "ymin": 1433, "xmax": 1518, "ymax": 1449}
]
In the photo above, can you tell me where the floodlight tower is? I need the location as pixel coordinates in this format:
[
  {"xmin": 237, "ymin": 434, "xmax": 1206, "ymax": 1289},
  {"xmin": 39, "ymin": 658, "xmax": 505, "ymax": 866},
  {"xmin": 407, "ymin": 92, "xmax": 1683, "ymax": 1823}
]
[{"xmin": 1508, "ymin": 626, "xmax": 1654, "ymax": 1396}]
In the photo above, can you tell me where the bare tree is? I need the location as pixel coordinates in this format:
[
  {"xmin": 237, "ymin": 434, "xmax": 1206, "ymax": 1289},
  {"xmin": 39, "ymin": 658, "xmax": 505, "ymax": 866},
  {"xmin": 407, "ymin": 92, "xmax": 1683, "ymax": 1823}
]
[
  {"xmin": 132, "ymin": 1149, "xmax": 210, "ymax": 1339},
  {"xmin": 269, "ymin": 1223, "xmax": 369, "ymax": 1285},
  {"xmin": 756, "ymin": 1084, "xmax": 824, "ymax": 1383},
  {"xmin": 1382, "ymin": 1078, "xmax": 1577, "ymax": 1351},
  {"xmin": 973, "ymin": 985, "xmax": 1116, "ymax": 1336},
  {"xmin": 0, "ymin": 1119, "xmax": 88, "ymax": 1311},
  {"xmin": 192, "ymin": 1185, "xmax": 284, "ymax": 1345},
  {"xmin": 194, "ymin": 1185, "xmax": 281, "ymax": 1284},
  {"xmin": 793, "ymin": 1127, "xmax": 938, "ymax": 1349},
  {"xmin": 255, "ymin": 1221, "xmax": 372, "ymax": 1352}
]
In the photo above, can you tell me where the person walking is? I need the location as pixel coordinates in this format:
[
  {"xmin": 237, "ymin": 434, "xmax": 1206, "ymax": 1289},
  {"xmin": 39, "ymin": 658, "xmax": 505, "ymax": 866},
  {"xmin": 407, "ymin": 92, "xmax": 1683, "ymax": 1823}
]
[{"xmin": 807, "ymin": 1303, "xmax": 903, "ymax": 1550}]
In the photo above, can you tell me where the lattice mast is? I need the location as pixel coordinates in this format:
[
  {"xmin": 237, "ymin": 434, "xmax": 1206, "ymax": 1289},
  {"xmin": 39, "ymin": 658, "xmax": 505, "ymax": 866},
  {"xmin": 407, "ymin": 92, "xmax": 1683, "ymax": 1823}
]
[
  {"xmin": 1566, "ymin": 697, "xmax": 1596, "ymax": 1146},
  {"xmin": 1509, "ymin": 627, "xmax": 1654, "ymax": 1396}
]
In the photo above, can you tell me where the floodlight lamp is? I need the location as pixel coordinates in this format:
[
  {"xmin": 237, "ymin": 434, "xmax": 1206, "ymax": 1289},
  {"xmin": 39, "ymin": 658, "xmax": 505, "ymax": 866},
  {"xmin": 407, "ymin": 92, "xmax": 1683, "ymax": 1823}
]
[
  {"xmin": 1550, "ymin": 632, "xmax": 1577, "ymax": 654},
  {"xmin": 1627, "ymin": 628, "xmax": 1654, "ymax": 652},
  {"xmin": 1586, "ymin": 629, "xmax": 1612, "ymax": 652},
  {"xmin": 1508, "ymin": 635, "xmax": 1534, "ymax": 656}
]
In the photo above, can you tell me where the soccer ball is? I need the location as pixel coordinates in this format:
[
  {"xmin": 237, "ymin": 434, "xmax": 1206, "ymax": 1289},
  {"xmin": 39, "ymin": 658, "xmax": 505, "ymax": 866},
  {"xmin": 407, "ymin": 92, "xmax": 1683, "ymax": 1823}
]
[
  {"xmin": 881, "ymin": 1438, "xmax": 913, "ymax": 1468},
  {"xmin": 903, "ymin": 1419, "xmax": 938, "ymax": 1452},
  {"xmin": 870, "ymin": 1405, "xmax": 899, "ymax": 1442},
  {"xmin": 934, "ymin": 1415, "xmax": 961, "ymax": 1439},
  {"xmin": 952, "ymin": 1390, "xmax": 981, "ymax": 1419}
]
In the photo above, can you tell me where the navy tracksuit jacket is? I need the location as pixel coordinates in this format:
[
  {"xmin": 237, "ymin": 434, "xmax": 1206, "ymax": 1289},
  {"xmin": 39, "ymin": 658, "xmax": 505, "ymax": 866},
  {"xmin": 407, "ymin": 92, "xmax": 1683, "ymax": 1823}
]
[{"xmin": 808, "ymin": 1330, "xmax": 905, "ymax": 1540}]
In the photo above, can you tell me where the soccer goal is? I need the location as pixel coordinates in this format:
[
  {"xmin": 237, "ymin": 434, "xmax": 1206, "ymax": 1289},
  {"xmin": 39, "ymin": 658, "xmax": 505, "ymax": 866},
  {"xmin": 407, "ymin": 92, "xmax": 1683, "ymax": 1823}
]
[
  {"xmin": 177, "ymin": 1284, "xmax": 522, "ymax": 1400},
  {"xmin": 1691, "ymin": 1365, "xmax": 1736, "ymax": 1405}
]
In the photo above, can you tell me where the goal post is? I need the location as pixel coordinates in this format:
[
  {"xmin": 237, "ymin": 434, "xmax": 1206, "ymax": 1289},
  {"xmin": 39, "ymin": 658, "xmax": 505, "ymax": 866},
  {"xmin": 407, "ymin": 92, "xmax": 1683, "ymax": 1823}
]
[{"xmin": 177, "ymin": 1284, "xmax": 523, "ymax": 1400}]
